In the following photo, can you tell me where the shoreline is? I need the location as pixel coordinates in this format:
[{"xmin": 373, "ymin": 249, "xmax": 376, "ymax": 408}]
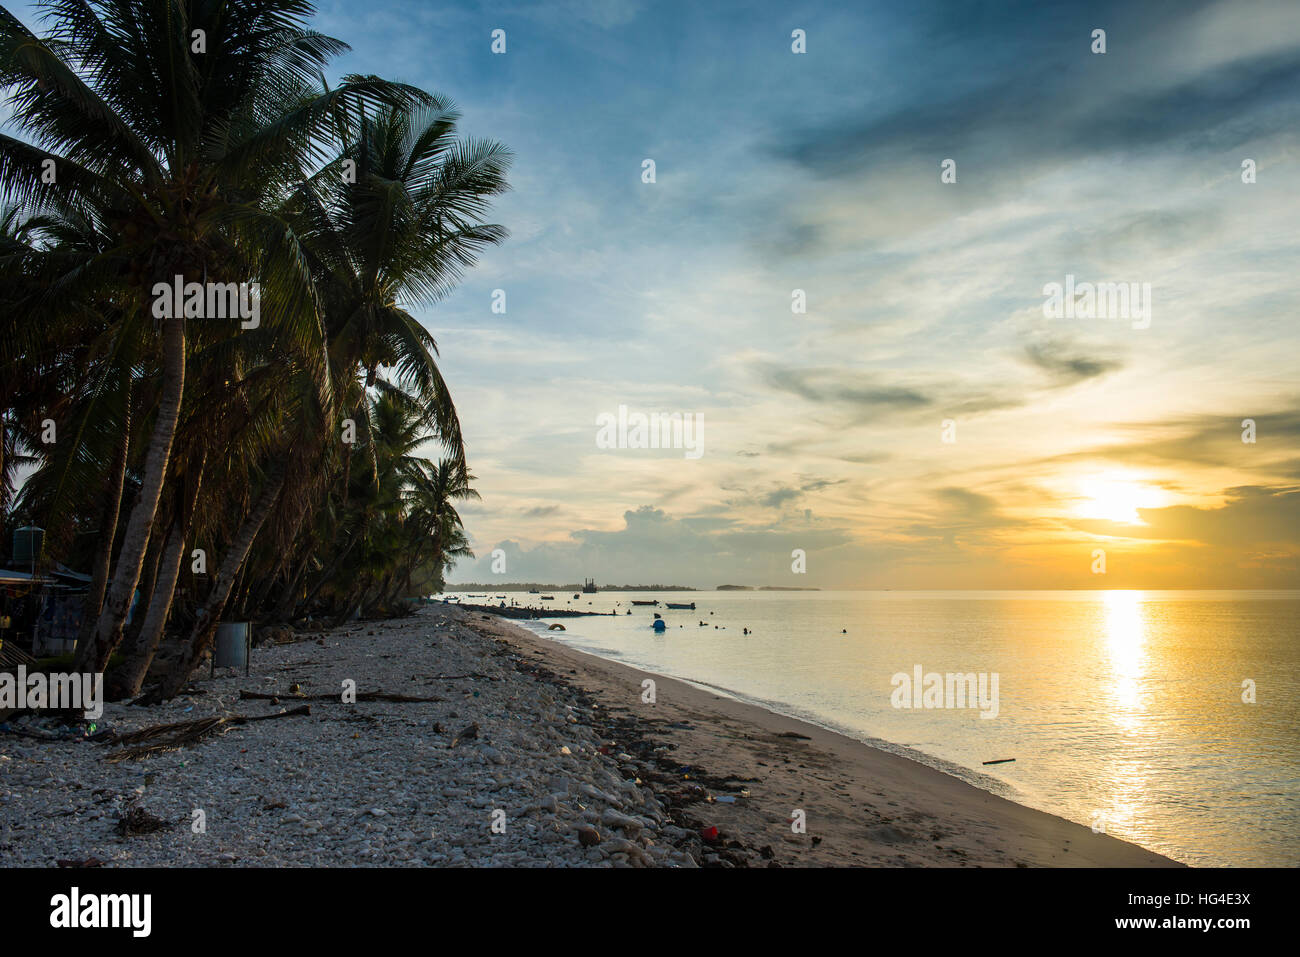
[
  {"xmin": 474, "ymin": 609, "xmax": 1183, "ymax": 867},
  {"xmin": 1, "ymin": 605, "xmax": 1182, "ymax": 867}
]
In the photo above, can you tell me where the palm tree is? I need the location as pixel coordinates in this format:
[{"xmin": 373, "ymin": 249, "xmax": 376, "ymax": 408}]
[
  {"xmin": 0, "ymin": 0, "xmax": 432, "ymax": 674},
  {"xmin": 2, "ymin": 2, "xmax": 510, "ymax": 702}
]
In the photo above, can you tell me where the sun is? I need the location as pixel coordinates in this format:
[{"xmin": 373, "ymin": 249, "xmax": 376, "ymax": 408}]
[{"xmin": 1074, "ymin": 474, "xmax": 1165, "ymax": 525}]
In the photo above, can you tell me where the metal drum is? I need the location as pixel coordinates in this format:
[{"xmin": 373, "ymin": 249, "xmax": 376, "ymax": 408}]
[{"xmin": 213, "ymin": 621, "xmax": 251, "ymax": 673}]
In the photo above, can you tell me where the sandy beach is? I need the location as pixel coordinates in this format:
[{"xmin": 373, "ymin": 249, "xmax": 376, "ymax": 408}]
[
  {"xmin": 480, "ymin": 609, "xmax": 1181, "ymax": 868},
  {"xmin": 1, "ymin": 605, "xmax": 1180, "ymax": 867}
]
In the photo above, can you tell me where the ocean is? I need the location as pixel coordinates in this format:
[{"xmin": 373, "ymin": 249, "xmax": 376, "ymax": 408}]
[{"xmin": 444, "ymin": 588, "xmax": 1299, "ymax": 867}]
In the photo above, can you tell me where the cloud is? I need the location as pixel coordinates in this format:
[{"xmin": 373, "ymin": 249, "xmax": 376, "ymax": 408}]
[
  {"xmin": 1072, "ymin": 485, "xmax": 1300, "ymax": 546},
  {"xmin": 772, "ymin": 1, "xmax": 1300, "ymax": 184},
  {"xmin": 755, "ymin": 362, "xmax": 1025, "ymax": 422},
  {"xmin": 1021, "ymin": 341, "xmax": 1124, "ymax": 385}
]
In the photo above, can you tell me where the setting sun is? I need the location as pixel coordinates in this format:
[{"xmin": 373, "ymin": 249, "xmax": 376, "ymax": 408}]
[{"xmin": 1075, "ymin": 475, "xmax": 1166, "ymax": 525}]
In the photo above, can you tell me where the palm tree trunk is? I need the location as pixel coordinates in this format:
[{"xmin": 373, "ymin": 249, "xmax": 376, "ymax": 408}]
[
  {"xmin": 295, "ymin": 526, "xmax": 362, "ymax": 615},
  {"xmin": 76, "ymin": 313, "xmax": 185, "ymax": 674},
  {"xmin": 107, "ymin": 519, "xmax": 186, "ymax": 699},
  {"xmin": 158, "ymin": 468, "xmax": 285, "ymax": 699},
  {"xmin": 268, "ymin": 543, "xmax": 315, "ymax": 621},
  {"xmin": 76, "ymin": 421, "xmax": 130, "ymax": 647},
  {"xmin": 109, "ymin": 448, "xmax": 206, "ymax": 699},
  {"xmin": 124, "ymin": 519, "xmax": 164, "ymax": 645}
]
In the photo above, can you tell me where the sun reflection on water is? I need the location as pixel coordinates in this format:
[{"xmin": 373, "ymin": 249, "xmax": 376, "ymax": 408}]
[
  {"xmin": 1098, "ymin": 590, "xmax": 1154, "ymax": 840},
  {"xmin": 1103, "ymin": 590, "xmax": 1148, "ymax": 724}
]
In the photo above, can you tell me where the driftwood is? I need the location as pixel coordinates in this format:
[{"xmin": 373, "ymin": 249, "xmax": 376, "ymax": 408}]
[
  {"xmin": 103, "ymin": 705, "xmax": 311, "ymax": 762},
  {"xmin": 238, "ymin": 689, "xmax": 451, "ymax": 703},
  {"xmin": 237, "ymin": 679, "xmax": 493, "ymax": 705}
]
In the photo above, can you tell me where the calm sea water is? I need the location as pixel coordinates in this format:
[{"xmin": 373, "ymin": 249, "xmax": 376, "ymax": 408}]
[{"xmin": 444, "ymin": 589, "xmax": 1299, "ymax": 867}]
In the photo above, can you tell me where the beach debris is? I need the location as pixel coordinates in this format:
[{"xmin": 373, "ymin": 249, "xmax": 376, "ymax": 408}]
[
  {"xmin": 238, "ymin": 688, "xmax": 461, "ymax": 704},
  {"xmin": 103, "ymin": 705, "xmax": 311, "ymax": 762},
  {"xmin": 577, "ymin": 825, "xmax": 601, "ymax": 847},
  {"xmin": 982, "ymin": 758, "xmax": 1016, "ymax": 765},
  {"xmin": 0, "ymin": 714, "xmax": 113, "ymax": 742},
  {"xmin": 450, "ymin": 722, "xmax": 479, "ymax": 747},
  {"xmin": 115, "ymin": 801, "xmax": 174, "ymax": 837},
  {"xmin": 700, "ymin": 825, "xmax": 720, "ymax": 845}
]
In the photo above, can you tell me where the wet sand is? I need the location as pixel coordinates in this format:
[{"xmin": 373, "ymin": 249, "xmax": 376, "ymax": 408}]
[{"xmin": 470, "ymin": 609, "xmax": 1182, "ymax": 867}]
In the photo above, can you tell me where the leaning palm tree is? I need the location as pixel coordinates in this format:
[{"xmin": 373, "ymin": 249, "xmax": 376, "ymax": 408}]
[
  {"xmin": 289, "ymin": 100, "xmax": 512, "ymax": 450},
  {"xmin": 0, "ymin": 0, "xmax": 432, "ymax": 673}
]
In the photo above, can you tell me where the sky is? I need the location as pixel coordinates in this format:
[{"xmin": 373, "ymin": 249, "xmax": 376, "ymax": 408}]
[{"xmin": 15, "ymin": 0, "xmax": 1300, "ymax": 589}]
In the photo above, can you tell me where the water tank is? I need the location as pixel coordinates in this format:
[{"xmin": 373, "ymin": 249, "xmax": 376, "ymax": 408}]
[{"xmin": 12, "ymin": 526, "xmax": 43, "ymax": 565}]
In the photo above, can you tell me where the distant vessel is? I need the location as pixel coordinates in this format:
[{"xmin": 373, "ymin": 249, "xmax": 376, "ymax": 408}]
[
  {"xmin": 540, "ymin": 595, "xmax": 555, "ymax": 600},
  {"xmin": 631, "ymin": 600, "xmax": 658, "ymax": 606},
  {"xmin": 665, "ymin": 602, "xmax": 696, "ymax": 610},
  {"xmin": 528, "ymin": 589, "xmax": 539, "ymax": 594},
  {"xmin": 582, "ymin": 578, "xmax": 598, "ymax": 594}
]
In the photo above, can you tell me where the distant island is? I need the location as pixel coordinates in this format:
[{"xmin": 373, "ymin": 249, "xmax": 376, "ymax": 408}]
[
  {"xmin": 446, "ymin": 583, "xmax": 696, "ymax": 592},
  {"xmin": 716, "ymin": 585, "xmax": 821, "ymax": 591}
]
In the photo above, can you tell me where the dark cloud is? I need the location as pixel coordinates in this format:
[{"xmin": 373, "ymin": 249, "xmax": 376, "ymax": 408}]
[
  {"xmin": 759, "ymin": 365, "xmax": 931, "ymax": 411},
  {"xmin": 1040, "ymin": 406, "xmax": 1300, "ymax": 471},
  {"xmin": 760, "ymin": 487, "xmax": 801, "ymax": 508},
  {"xmin": 755, "ymin": 362, "xmax": 1024, "ymax": 421},
  {"xmin": 772, "ymin": 0, "xmax": 1297, "ymax": 182},
  {"xmin": 1021, "ymin": 341, "xmax": 1123, "ymax": 385}
]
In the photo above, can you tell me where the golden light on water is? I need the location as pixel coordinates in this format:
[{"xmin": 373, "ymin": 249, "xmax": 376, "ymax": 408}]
[
  {"xmin": 1099, "ymin": 590, "xmax": 1153, "ymax": 838},
  {"xmin": 1102, "ymin": 590, "xmax": 1148, "ymax": 726}
]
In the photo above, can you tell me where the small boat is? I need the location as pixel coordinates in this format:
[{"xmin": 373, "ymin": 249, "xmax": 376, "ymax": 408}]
[
  {"xmin": 495, "ymin": 595, "xmax": 506, "ymax": 599},
  {"xmin": 665, "ymin": 602, "xmax": 696, "ymax": 610},
  {"xmin": 528, "ymin": 589, "xmax": 539, "ymax": 594},
  {"xmin": 540, "ymin": 595, "xmax": 555, "ymax": 600},
  {"xmin": 631, "ymin": 600, "xmax": 658, "ymax": 606}
]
